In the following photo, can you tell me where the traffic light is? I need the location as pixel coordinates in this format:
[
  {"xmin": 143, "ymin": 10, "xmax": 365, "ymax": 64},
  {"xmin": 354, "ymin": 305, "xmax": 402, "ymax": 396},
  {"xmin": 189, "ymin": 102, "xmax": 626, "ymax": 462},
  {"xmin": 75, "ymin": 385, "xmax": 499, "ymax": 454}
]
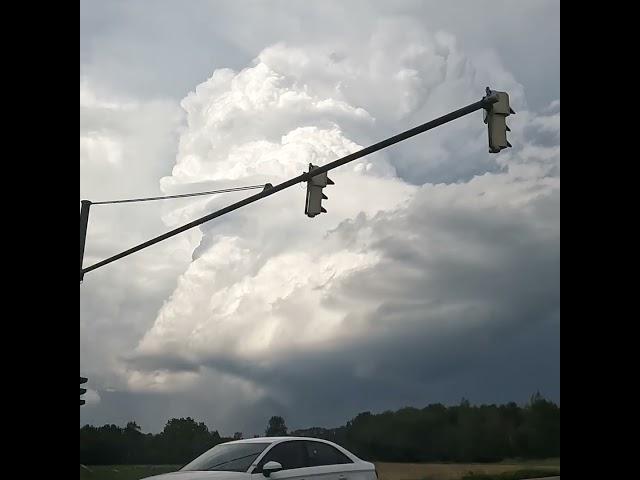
[
  {"xmin": 484, "ymin": 88, "xmax": 515, "ymax": 153},
  {"xmin": 80, "ymin": 376, "xmax": 88, "ymax": 406},
  {"xmin": 305, "ymin": 163, "xmax": 334, "ymax": 217}
]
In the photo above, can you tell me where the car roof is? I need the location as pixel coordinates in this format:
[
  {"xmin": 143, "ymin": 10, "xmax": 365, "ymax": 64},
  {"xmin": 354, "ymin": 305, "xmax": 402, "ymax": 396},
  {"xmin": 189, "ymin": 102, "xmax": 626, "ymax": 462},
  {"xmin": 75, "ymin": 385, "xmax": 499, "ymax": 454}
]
[
  {"xmin": 224, "ymin": 436, "xmax": 335, "ymax": 445},
  {"xmin": 218, "ymin": 436, "xmax": 367, "ymax": 466}
]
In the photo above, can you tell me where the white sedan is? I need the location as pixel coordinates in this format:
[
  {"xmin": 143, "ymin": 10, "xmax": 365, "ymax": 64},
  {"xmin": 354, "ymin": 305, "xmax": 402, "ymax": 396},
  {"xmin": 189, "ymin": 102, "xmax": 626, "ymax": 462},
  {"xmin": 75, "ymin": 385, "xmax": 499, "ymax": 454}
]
[{"xmin": 142, "ymin": 436, "xmax": 378, "ymax": 480}]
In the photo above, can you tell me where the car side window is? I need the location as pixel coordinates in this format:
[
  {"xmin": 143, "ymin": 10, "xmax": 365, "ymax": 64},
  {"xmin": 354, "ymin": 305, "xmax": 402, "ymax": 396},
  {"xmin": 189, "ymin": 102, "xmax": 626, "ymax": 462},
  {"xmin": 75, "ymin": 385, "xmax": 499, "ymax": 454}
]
[
  {"xmin": 305, "ymin": 441, "xmax": 353, "ymax": 466},
  {"xmin": 256, "ymin": 441, "xmax": 308, "ymax": 472}
]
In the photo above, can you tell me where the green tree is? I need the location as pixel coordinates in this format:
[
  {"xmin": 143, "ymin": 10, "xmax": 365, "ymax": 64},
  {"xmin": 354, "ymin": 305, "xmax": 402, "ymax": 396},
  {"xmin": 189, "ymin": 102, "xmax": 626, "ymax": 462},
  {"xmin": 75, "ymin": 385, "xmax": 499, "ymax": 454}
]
[
  {"xmin": 80, "ymin": 395, "xmax": 559, "ymax": 465},
  {"xmin": 160, "ymin": 417, "xmax": 219, "ymax": 464},
  {"xmin": 123, "ymin": 421, "xmax": 143, "ymax": 464},
  {"xmin": 266, "ymin": 416, "xmax": 288, "ymax": 436}
]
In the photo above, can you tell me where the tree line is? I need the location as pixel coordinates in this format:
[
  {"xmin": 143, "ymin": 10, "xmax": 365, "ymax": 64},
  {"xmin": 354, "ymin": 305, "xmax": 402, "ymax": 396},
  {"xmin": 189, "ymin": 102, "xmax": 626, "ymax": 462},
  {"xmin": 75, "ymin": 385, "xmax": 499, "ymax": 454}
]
[{"xmin": 80, "ymin": 393, "xmax": 559, "ymax": 465}]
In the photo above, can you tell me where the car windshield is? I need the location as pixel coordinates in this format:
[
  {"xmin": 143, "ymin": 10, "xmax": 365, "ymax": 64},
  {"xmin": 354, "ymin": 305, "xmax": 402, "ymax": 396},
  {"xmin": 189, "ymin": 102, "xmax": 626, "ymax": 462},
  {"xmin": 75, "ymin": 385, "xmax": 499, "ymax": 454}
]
[{"xmin": 181, "ymin": 442, "xmax": 271, "ymax": 472}]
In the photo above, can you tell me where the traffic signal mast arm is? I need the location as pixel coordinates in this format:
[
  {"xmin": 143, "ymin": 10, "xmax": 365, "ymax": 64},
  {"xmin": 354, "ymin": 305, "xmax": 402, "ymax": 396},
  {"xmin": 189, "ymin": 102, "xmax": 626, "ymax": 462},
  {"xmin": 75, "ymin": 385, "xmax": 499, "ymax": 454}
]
[{"xmin": 81, "ymin": 91, "xmax": 501, "ymax": 279}]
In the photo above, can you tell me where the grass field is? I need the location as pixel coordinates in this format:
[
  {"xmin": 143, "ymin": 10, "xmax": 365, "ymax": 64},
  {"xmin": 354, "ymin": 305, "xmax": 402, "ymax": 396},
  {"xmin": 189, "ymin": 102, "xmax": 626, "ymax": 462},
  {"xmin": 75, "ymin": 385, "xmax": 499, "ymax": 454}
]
[
  {"xmin": 80, "ymin": 460, "xmax": 560, "ymax": 480},
  {"xmin": 80, "ymin": 464, "xmax": 181, "ymax": 480},
  {"xmin": 375, "ymin": 460, "xmax": 560, "ymax": 480}
]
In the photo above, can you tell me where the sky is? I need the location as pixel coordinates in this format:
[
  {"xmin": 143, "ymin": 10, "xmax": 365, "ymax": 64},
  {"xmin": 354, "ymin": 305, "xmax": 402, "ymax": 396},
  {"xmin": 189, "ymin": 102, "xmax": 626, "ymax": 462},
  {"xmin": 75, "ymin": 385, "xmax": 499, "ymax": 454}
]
[{"xmin": 80, "ymin": 0, "xmax": 560, "ymax": 436}]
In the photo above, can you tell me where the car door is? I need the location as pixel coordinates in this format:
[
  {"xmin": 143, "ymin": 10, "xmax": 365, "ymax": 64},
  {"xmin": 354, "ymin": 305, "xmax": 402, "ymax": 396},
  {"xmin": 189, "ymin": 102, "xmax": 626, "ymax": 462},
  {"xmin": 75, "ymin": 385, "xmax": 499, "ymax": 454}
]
[
  {"xmin": 303, "ymin": 440, "xmax": 357, "ymax": 480},
  {"xmin": 250, "ymin": 440, "xmax": 313, "ymax": 480}
]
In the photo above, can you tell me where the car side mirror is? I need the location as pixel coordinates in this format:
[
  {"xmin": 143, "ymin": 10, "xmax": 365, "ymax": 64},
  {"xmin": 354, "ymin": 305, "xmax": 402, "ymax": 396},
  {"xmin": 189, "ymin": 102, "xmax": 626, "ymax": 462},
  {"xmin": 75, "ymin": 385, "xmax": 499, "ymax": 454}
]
[{"xmin": 263, "ymin": 461, "xmax": 283, "ymax": 477}]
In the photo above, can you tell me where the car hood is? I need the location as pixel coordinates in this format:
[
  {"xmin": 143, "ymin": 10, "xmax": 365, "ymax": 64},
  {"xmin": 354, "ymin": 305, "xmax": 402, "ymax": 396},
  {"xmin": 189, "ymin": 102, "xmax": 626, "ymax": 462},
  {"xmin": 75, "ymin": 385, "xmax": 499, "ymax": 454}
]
[{"xmin": 142, "ymin": 471, "xmax": 251, "ymax": 480}]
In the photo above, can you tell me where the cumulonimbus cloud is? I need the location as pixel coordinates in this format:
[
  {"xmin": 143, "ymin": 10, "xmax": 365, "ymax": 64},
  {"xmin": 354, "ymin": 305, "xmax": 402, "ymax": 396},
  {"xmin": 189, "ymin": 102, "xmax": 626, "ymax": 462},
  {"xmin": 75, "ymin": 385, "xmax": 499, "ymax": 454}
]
[{"xmin": 123, "ymin": 17, "xmax": 558, "ymax": 431}]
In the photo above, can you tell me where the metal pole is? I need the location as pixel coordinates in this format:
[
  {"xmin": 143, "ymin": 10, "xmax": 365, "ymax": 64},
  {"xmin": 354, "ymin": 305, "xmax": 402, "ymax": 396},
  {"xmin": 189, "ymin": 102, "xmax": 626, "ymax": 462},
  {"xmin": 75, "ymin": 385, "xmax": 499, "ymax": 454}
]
[
  {"xmin": 81, "ymin": 94, "xmax": 497, "ymax": 277},
  {"xmin": 80, "ymin": 200, "xmax": 91, "ymax": 282}
]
